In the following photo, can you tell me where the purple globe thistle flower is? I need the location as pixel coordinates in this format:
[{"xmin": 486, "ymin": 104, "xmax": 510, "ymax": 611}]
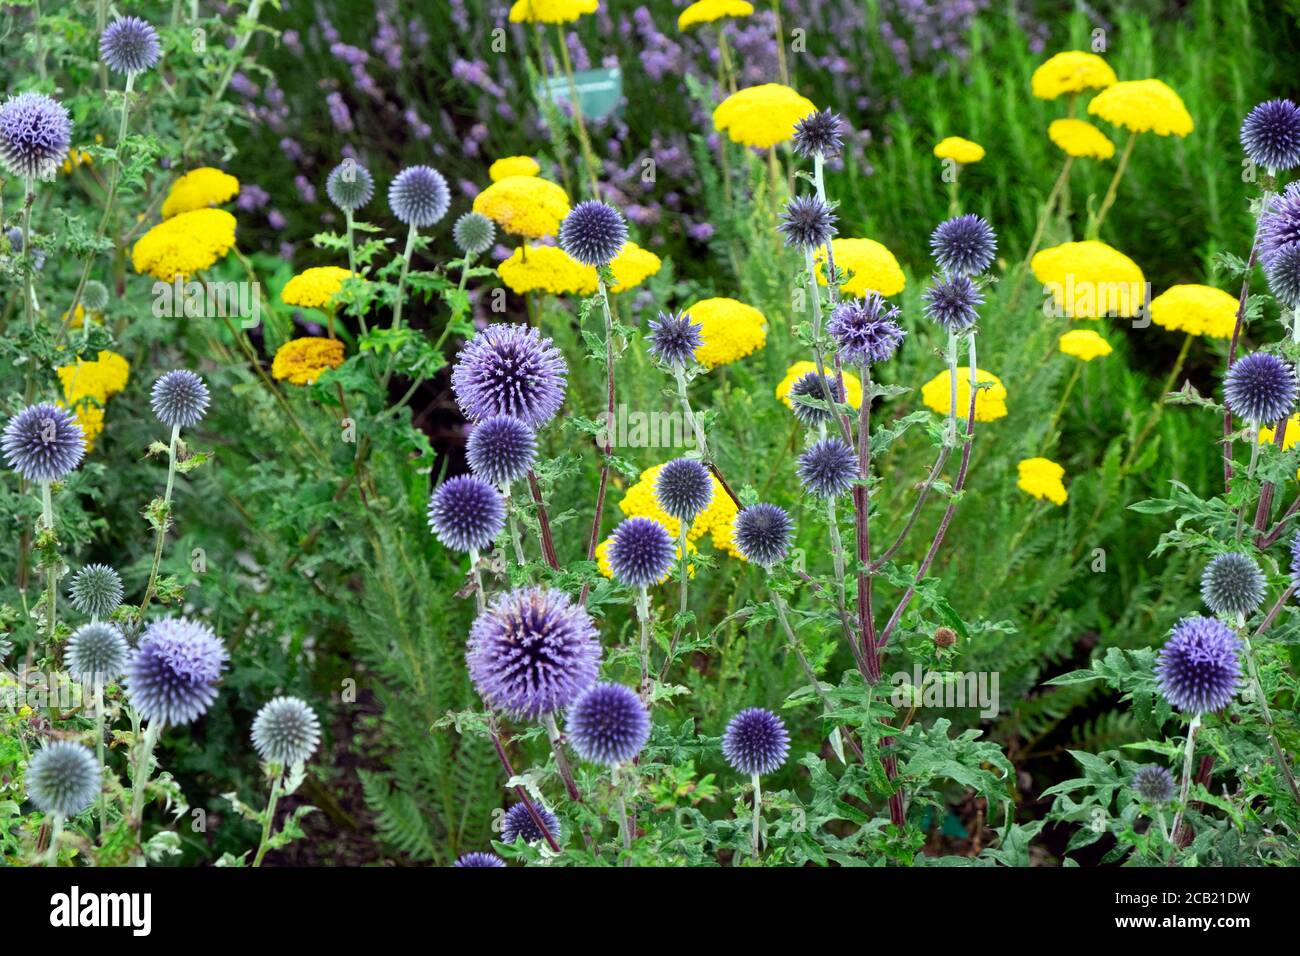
[
  {"xmin": 6, "ymin": 226, "xmax": 44, "ymax": 269},
  {"xmin": 454, "ymin": 851, "xmax": 506, "ymax": 867},
  {"xmin": 788, "ymin": 372, "xmax": 845, "ymax": 428},
  {"xmin": 251, "ymin": 696, "xmax": 322, "ymax": 765},
  {"xmin": 922, "ymin": 274, "xmax": 983, "ymax": 332},
  {"xmin": 388, "ymin": 165, "xmax": 450, "ymax": 227},
  {"xmin": 1264, "ymin": 241, "xmax": 1300, "ymax": 308},
  {"xmin": 1154, "ymin": 616, "xmax": 1243, "ymax": 714},
  {"xmin": 655, "ymin": 458, "xmax": 713, "ymax": 521},
  {"xmin": 827, "ymin": 294, "xmax": 905, "ymax": 366},
  {"xmin": 325, "ymin": 159, "xmax": 374, "ymax": 213},
  {"xmin": 451, "ymin": 324, "xmax": 567, "ymax": 427},
  {"xmin": 646, "ymin": 310, "xmax": 702, "ymax": 368},
  {"xmin": 1241, "ymin": 99, "xmax": 1300, "ymax": 172},
  {"xmin": 124, "ymin": 617, "xmax": 227, "ymax": 726},
  {"xmin": 607, "ymin": 516, "xmax": 675, "ymax": 588},
  {"xmin": 2, "ymin": 403, "xmax": 84, "ymax": 481},
  {"xmin": 722, "ymin": 708, "xmax": 789, "ymax": 776},
  {"xmin": 777, "ymin": 195, "xmax": 838, "ymax": 251},
  {"xmin": 26, "ymin": 742, "xmax": 99, "ymax": 817},
  {"xmin": 930, "ymin": 214, "xmax": 997, "ymax": 277},
  {"xmin": 99, "ymin": 16, "xmax": 161, "ymax": 75},
  {"xmin": 427, "ymin": 475, "xmax": 505, "ymax": 552},
  {"xmin": 453, "ymin": 211, "xmax": 496, "ymax": 256},
  {"xmin": 1259, "ymin": 183, "xmax": 1300, "ymax": 265},
  {"xmin": 734, "ymin": 503, "xmax": 793, "ymax": 567},
  {"xmin": 65, "ymin": 622, "xmax": 128, "ymax": 684},
  {"xmin": 565, "ymin": 682, "xmax": 651, "ymax": 766},
  {"xmin": 151, "ymin": 370, "xmax": 210, "ymax": 429},
  {"xmin": 1200, "ymin": 552, "xmax": 1265, "ymax": 617},
  {"xmin": 558, "ymin": 200, "xmax": 627, "ymax": 267},
  {"xmin": 501, "ymin": 801, "xmax": 560, "ymax": 845},
  {"xmin": 798, "ymin": 437, "xmax": 857, "ymax": 498},
  {"xmin": 465, "ymin": 587, "xmax": 601, "ymax": 720},
  {"xmin": 1131, "ymin": 764, "xmax": 1175, "ymax": 804},
  {"xmin": 793, "ymin": 108, "xmax": 845, "ymax": 160},
  {"xmin": 466, "ymin": 415, "xmax": 536, "ymax": 487},
  {"xmin": 1223, "ymin": 352, "xmax": 1297, "ymax": 423},
  {"xmin": 68, "ymin": 564, "xmax": 124, "ymax": 619},
  {"xmin": 0, "ymin": 92, "xmax": 72, "ymax": 180}
]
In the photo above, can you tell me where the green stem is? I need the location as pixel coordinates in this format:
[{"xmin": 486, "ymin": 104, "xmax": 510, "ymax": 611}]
[
  {"xmin": 636, "ymin": 586, "xmax": 652, "ymax": 703},
  {"xmin": 1123, "ymin": 332, "xmax": 1192, "ymax": 471},
  {"xmin": 1090, "ymin": 129, "xmax": 1136, "ymax": 239},
  {"xmin": 130, "ymin": 719, "xmax": 163, "ymax": 834},
  {"xmin": 553, "ymin": 24, "xmax": 599, "ymax": 197},
  {"xmin": 251, "ymin": 775, "xmax": 282, "ymax": 867},
  {"xmin": 1040, "ymin": 361, "xmax": 1083, "ymax": 454},
  {"xmin": 543, "ymin": 712, "xmax": 581, "ymax": 802},
  {"xmin": 1166, "ymin": 713, "xmax": 1201, "ymax": 857},
  {"xmin": 1008, "ymin": 156, "xmax": 1073, "ymax": 314},
  {"xmin": 140, "ymin": 424, "xmax": 181, "ymax": 618},
  {"xmin": 468, "ymin": 547, "xmax": 486, "ymax": 614},
  {"xmin": 44, "ymin": 813, "xmax": 62, "ymax": 866},
  {"xmin": 379, "ymin": 222, "xmax": 419, "ymax": 390},
  {"xmin": 94, "ymin": 681, "xmax": 107, "ymax": 836},
  {"xmin": 751, "ymin": 772, "xmax": 763, "ymax": 859},
  {"xmin": 21, "ymin": 181, "xmax": 35, "ymax": 333}
]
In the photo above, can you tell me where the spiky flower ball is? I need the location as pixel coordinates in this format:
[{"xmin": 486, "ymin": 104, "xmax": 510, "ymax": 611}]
[
  {"xmin": 1264, "ymin": 241, "xmax": 1300, "ymax": 308},
  {"xmin": 68, "ymin": 564, "xmax": 124, "ymax": 619},
  {"xmin": 465, "ymin": 587, "xmax": 601, "ymax": 719},
  {"xmin": 655, "ymin": 458, "xmax": 714, "ymax": 521},
  {"xmin": 922, "ymin": 274, "xmax": 984, "ymax": 331},
  {"xmin": 647, "ymin": 310, "xmax": 703, "ymax": 367},
  {"xmin": 798, "ymin": 437, "xmax": 857, "ymax": 498},
  {"xmin": 388, "ymin": 165, "xmax": 450, "ymax": 227},
  {"xmin": 559, "ymin": 200, "xmax": 627, "ymax": 266},
  {"xmin": 1223, "ymin": 352, "xmax": 1297, "ymax": 423},
  {"xmin": 124, "ymin": 617, "xmax": 227, "ymax": 726},
  {"xmin": 607, "ymin": 517, "xmax": 675, "ymax": 588},
  {"xmin": 788, "ymin": 372, "xmax": 845, "ymax": 428},
  {"xmin": 1131, "ymin": 764, "xmax": 1175, "ymax": 804},
  {"xmin": 777, "ymin": 195, "xmax": 838, "ymax": 251},
  {"xmin": 722, "ymin": 708, "xmax": 789, "ymax": 776},
  {"xmin": 1241, "ymin": 99, "xmax": 1300, "ymax": 172},
  {"xmin": 1200, "ymin": 552, "xmax": 1265, "ymax": 617},
  {"xmin": 427, "ymin": 475, "xmax": 505, "ymax": 552},
  {"xmin": 65, "ymin": 622, "xmax": 128, "ymax": 684},
  {"xmin": 82, "ymin": 280, "xmax": 110, "ymax": 313},
  {"xmin": 793, "ymin": 108, "xmax": 845, "ymax": 159},
  {"xmin": 326, "ymin": 159, "xmax": 375, "ymax": 213},
  {"xmin": 453, "ymin": 211, "xmax": 496, "ymax": 256},
  {"xmin": 930, "ymin": 214, "xmax": 997, "ymax": 277},
  {"xmin": 1259, "ymin": 183, "xmax": 1300, "ymax": 265},
  {"xmin": 2, "ymin": 403, "xmax": 84, "ymax": 481},
  {"xmin": 734, "ymin": 503, "xmax": 793, "ymax": 567},
  {"xmin": 25, "ymin": 742, "xmax": 99, "ymax": 818},
  {"xmin": 454, "ymin": 852, "xmax": 506, "ymax": 867},
  {"xmin": 466, "ymin": 415, "xmax": 536, "ymax": 487},
  {"xmin": 501, "ymin": 802, "xmax": 560, "ymax": 845},
  {"xmin": 1154, "ymin": 616, "xmax": 1242, "ymax": 714},
  {"xmin": 827, "ymin": 294, "xmax": 905, "ymax": 366},
  {"xmin": 451, "ymin": 324, "xmax": 567, "ymax": 427},
  {"xmin": 565, "ymin": 682, "xmax": 651, "ymax": 766},
  {"xmin": 99, "ymin": 16, "xmax": 161, "ymax": 75},
  {"xmin": 251, "ymin": 696, "xmax": 322, "ymax": 766},
  {"xmin": 151, "ymin": 369, "xmax": 210, "ymax": 428},
  {"xmin": 0, "ymin": 92, "xmax": 72, "ymax": 180}
]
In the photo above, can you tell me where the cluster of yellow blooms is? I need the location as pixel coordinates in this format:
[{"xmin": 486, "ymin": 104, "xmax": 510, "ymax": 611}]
[
  {"xmin": 473, "ymin": 176, "xmax": 571, "ymax": 239},
  {"xmin": 933, "ymin": 136, "xmax": 985, "ymax": 165},
  {"xmin": 132, "ymin": 208, "xmax": 237, "ymax": 282},
  {"xmin": 57, "ymin": 351, "xmax": 130, "ymax": 452},
  {"xmin": 161, "ymin": 168, "xmax": 241, "ymax": 219},
  {"xmin": 712, "ymin": 83, "xmax": 817, "ymax": 149},
  {"xmin": 281, "ymin": 267, "xmax": 360, "ymax": 309},
  {"xmin": 815, "ymin": 237, "xmax": 907, "ymax": 299},
  {"xmin": 488, "ymin": 156, "xmax": 541, "ymax": 182},
  {"xmin": 1058, "ymin": 329, "xmax": 1113, "ymax": 361},
  {"xmin": 920, "ymin": 367, "xmax": 1009, "ymax": 422},
  {"xmin": 61, "ymin": 146, "xmax": 94, "ymax": 175},
  {"xmin": 1259, "ymin": 415, "xmax": 1300, "ymax": 479},
  {"xmin": 684, "ymin": 297, "xmax": 767, "ymax": 368},
  {"xmin": 498, "ymin": 241, "xmax": 663, "ymax": 296},
  {"xmin": 678, "ymin": 0, "xmax": 753, "ymax": 30},
  {"xmin": 507, "ymin": 0, "xmax": 597, "ymax": 24},
  {"xmin": 1148, "ymin": 284, "xmax": 1238, "ymax": 339},
  {"xmin": 1089, "ymin": 78, "xmax": 1194, "ymax": 138},
  {"xmin": 1017, "ymin": 457, "xmax": 1068, "ymax": 506},
  {"xmin": 1031, "ymin": 240, "xmax": 1146, "ymax": 319},
  {"xmin": 775, "ymin": 361, "xmax": 864, "ymax": 411},
  {"xmin": 1031, "ymin": 51, "xmax": 1118, "ymax": 100},
  {"xmin": 271, "ymin": 337, "xmax": 346, "ymax": 385},
  {"xmin": 1048, "ymin": 119, "xmax": 1115, "ymax": 160}
]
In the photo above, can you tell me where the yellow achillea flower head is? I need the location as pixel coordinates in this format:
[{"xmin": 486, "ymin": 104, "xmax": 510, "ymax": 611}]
[
  {"xmin": 162, "ymin": 168, "xmax": 240, "ymax": 219},
  {"xmin": 508, "ymin": 0, "xmax": 598, "ymax": 23},
  {"xmin": 473, "ymin": 176, "xmax": 571, "ymax": 239},
  {"xmin": 678, "ymin": 0, "xmax": 754, "ymax": 30},
  {"xmin": 1259, "ymin": 414, "xmax": 1300, "ymax": 479},
  {"xmin": 1058, "ymin": 329, "xmax": 1113, "ymax": 361},
  {"xmin": 921, "ymin": 367, "xmax": 1008, "ymax": 421},
  {"xmin": 499, "ymin": 244, "xmax": 595, "ymax": 296},
  {"xmin": 1048, "ymin": 119, "xmax": 1115, "ymax": 160},
  {"xmin": 1088, "ymin": 79, "xmax": 1193, "ymax": 137},
  {"xmin": 1017, "ymin": 457, "xmax": 1068, "ymax": 505},
  {"xmin": 489, "ymin": 156, "xmax": 541, "ymax": 182},
  {"xmin": 713, "ymin": 84, "xmax": 817, "ymax": 149},
  {"xmin": 597, "ymin": 534, "xmax": 696, "ymax": 581},
  {"xmin": 1148, "ymin": 284, "xmax": 1238, "ymax": 339},
  {"xmin": 271, "ymin": 337, "xmax": 346, "ymax": 385},
  {"xmin": 609, "ymin": 241, "xmax": 662, "ymax": 293},
  {"xmin": 62, "ymin": 399, "xmax": 105, "ymax": 453},
  {"xmin": 683, "ymin": 297, "xmax": 767, "ymax": 368},
  {"xmin": 933, "ymin": 136, "xmax": 985, "ymax": 165},
  {"xmin": 131, "ymin": 209, "xmax": 237, "ymax": 281},
  {"xmin": 281, "ymin": 266, "xmax": 359, "ymax": 308},
  {"xmin": 1031, "ymin": 240, "xmax": 1146, "ymax": 319},
  {"xmin": 95, "ymin": 350, "xmax": 130, "ymax": 395},
  {"xmin": 619, "ymin": 464, "xmax": 740, "ymax": 557},
  {"xmin": 814, "ymin": 237, "xmax": 906, "ymax": 298},
  {"xmin": 58, "ymin": 350, "xmax": 130, "ymax": 404},
  {"xmin": 1031, "ymin": 51, "xmax": 1117, "ymax": 100},
  {"xmin": 61, "ymin": 147, "xmax": 93, "ymax": 175},
  {"xmin": 775, "ymin": 361, "xmax": 863, "ymax": 410}
]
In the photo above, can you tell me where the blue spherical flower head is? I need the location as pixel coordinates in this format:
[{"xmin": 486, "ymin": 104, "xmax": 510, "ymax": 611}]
[
  {"xmin": 608, "ymin": 517, "xmax": 675, "ymax": 588},
  {"xmin": 1223, "ymin": 352, "xmax": 1297, "ymax": 423},
  {"xmin": 452, "ymin": 324, "xmax": 568, "ymax": 427},
  {"xmin": 125, "ymin": 617, "xmax": 227, "ymax": 726},
  {"xmin": 389, "ymin": 165, "xmax": 450, "ymax": 227},
  {"xmin": 647, "ymin": 310, "xmax": 703, "ymax": 368},
  {"xmin": 428, "ymin": 475, "xmax": 505, "ymax": 552},
  {"xmin": 501, "ymin": 801, "xmax": 560, "ymax": 845},
  {"xmin": 69, "ymin": 564, "xmax": 123, "ymax": 619},
  {"xmin": 566, "ymin": 682, "xmax": 651, "ymax": 767},
  {"xmin": 734, "ymin": 503, "xmax": 793, "ymax": 567},
  {"xmin": 1155, "ymin": 616, "xmax": 1242, "ymax": 714},
  {"xmin": 65, "ymin": 622, "xmax": 128, "ymax": 684},
  {"xmin": 793, "ymin": 108, "xmax": 845, "ymax": 160},
  {"xmin": 326, "ymin": 159, "xmax": 375, "ymax": 213},
  {"xmin": 466, "ymin": 587, "xmax": 601, "ymax": 720},
  {"xmin": 788, "ymin": 371, "xmax": 845, "ymax": 428},
  {"xmin": 454, "ymin": 852, "xmax": 506, "ymax": 867},
  {"xmin": 1131, "ymin": 764, "xmax": 1175, "ymax": 804},
  {"xmin": 1259, "ymin": 183, "xmax": 1300, "ymax": 266},
  {"xmin": 655, "ymin": 458, "xmax": 713, "ymax": 521},
  {"xmin": 722, "ymin": 708, "xmax": 789, "ymax": 776},
  {"xmin": 453, "ymin": 211, "xmax": 496, "ymax": 256},
  {"xmin": 99, "ymin": 16, "xmax": 161, "ymax": 75},
  {"xmin": 251, "ymin": 696, "xmax": 322, "ymax": 766},
  {"xmin": 777, "ymin": 195, "xmax": 838, "ymax": 251},
  {"xmin": 559, "ymin": 200, "xmax": 628, "ymax": 267},
  {"xmin": 1241, "ymin": 99, "xmax": 1300, "ymax": 172},
  {"xmin": 798, "ymin": 437, "xmax": 856, "ymax": 498},
  {"xmin": 151, "ymin": 369, "xmax": 210, "ymax": 428},
  {"xmin": 2, "ymin": 403, "xmax": 84, "ymax": 481},
  {"xmin": 466, "ymin": 415, "xmax": 537, "ymax": 487},
  {"xmin": 1200, "ymin": 552, "xmax": 1265, "ymax": 617},
  {"xmin": 923, "ymin": 274, "xmax": 983, "ymax": 332},
  {"xmin": 827, "ymin": 294, "xmax": 905, "ymax": 366},
  {"xmin": 26, "ymin": 741, "xmax": 99, "ymax": 818},
  {"xmin": 0, "ymin": 92, "xmax": 72, "ymax": 180},
  {"xmin": 1265, "ymin": 241, "xmax": 1300, "ymax": 308},
  {"xmin": 930, "ymin": 214, "xmax": 997, "ymax": 277}
]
